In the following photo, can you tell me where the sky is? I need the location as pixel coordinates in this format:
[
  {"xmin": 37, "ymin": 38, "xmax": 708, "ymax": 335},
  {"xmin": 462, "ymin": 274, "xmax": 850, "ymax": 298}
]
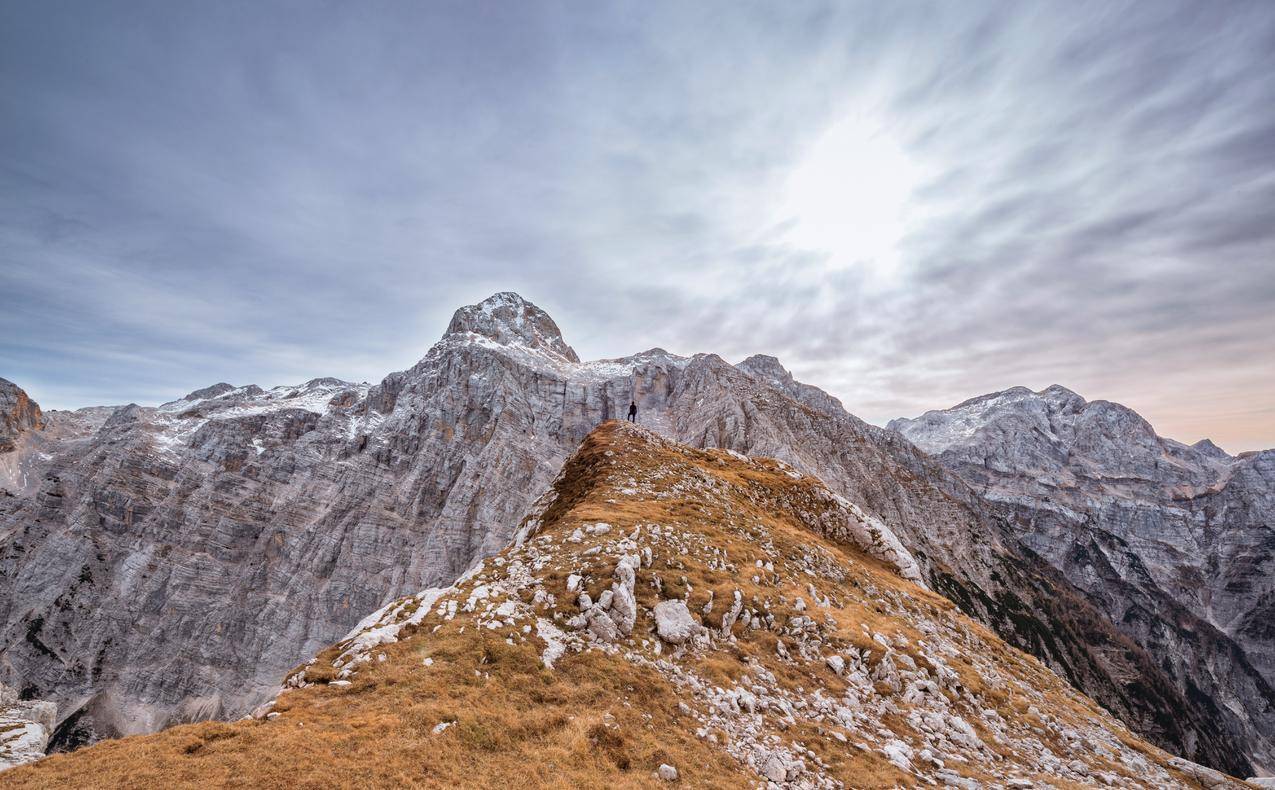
[{"xmin": 2, "ymin": 1, "xmax": 1273, "ymax": 452}]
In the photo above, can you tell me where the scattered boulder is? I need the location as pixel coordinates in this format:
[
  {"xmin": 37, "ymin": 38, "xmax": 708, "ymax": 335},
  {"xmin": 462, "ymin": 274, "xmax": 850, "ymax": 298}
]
[
  {"xmin": 1166, "ymin": 757, "xmax": 1233, "ymax": 789},
  {"xmin": 654, "ymin": 600, "xmax": 703, "ymax": 645}
]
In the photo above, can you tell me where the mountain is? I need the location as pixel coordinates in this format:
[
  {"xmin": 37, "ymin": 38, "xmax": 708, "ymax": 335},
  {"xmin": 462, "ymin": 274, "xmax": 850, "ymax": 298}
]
[
  {"xmin": 0, "ymin": 378, "xmax": 44, "ymax": 454},
  {"xmin": 1, "ymin": 423, "xmax": 1246, "ymax": 788},
  {"xmin": 890, "ymin": 385, "xmax": 1275, "ymax": 775},
  {"xmin": 0, "ymin": 293, "xmax": 1258, "ymax": 776}
]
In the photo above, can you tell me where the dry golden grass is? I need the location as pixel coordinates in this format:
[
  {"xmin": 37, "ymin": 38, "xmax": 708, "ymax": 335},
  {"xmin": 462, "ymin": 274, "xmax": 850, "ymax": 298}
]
[
  {"xmin": 7, "ymin": 618, "xmax": 747, "ymax": 789},
  {"xmin": 2, "ymin": 421, "xmax": 1227, "ymax": 789}
]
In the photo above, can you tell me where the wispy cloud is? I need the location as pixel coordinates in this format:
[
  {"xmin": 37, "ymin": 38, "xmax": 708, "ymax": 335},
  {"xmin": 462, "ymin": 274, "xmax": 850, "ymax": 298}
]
[{"xmin": 2, "ymin": 1, "xmax": 1273, "ymax": 451}]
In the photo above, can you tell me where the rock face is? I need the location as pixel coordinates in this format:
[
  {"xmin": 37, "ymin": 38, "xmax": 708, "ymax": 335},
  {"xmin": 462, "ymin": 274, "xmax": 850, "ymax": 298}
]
[
  {"xmin": 0, "ymin": 423, "xmax": 1244, "ymax": 788},
  {"xmin": 0, "ymin": 294, "xmax": 1256, "ymax": 776},
  {"xmin": 445, "ymin": 290, "xmax": 580, "ymax": 363},
  {"xmin": 890, "ymin": 385, "xmax": 1275, "ymax": 775},
  {"xmin": 0, "ymin": 379, "xmax": 43, "ymax": 454},
  {"xmin": 0, "ymin": 683, "xmax": 56, "ymax": 772}
]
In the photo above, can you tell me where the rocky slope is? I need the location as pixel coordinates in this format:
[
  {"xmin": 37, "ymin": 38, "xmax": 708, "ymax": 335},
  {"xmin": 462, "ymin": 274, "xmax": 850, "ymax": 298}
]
[
  {"xmin": 891, "ymin": 386, "xmax": 1275, "ymax": 775},
  {"xmin": 1, "ymin": 423, "xmax": 1246, "ymax": 788},
  {"xmin": 0, "ymin": 293, "xmax": 1256, "ymax": 776}
]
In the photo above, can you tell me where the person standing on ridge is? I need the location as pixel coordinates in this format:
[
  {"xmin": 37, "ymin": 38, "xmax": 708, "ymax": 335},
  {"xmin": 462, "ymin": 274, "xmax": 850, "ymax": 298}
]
[{"xmin": 627, "ymin": 400, "xmax": 637, "ymax": 423}]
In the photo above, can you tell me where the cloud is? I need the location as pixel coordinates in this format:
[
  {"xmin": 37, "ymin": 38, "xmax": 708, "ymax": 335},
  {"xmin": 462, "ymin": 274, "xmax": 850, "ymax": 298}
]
[{"xmin": 2, "ymin": 1, "xmax": 1273, "ymax": 451}]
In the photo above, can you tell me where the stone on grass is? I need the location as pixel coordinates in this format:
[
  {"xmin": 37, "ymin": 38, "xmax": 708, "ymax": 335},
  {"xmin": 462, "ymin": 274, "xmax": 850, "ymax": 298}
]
[{"xmin": 653, "ymin": 600, "xmax": 702, "ymax": 644}]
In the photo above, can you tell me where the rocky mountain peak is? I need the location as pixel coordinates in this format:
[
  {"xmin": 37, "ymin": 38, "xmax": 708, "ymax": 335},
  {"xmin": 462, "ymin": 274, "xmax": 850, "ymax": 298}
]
[
  {"xmin": 1040, "ymin": 383, "xmax": 1081, "ymax": 399},
  {"xmin": 736, "ymin": 354, "xmax": 845, "ymax": 415},
  {"xmin": 0, "ymin": 378, "xmax": 43, "ymax": 453},
  {"xmin": 736, "ymin": 353, "xmax": 790, "ymax": 381},
  {"xmin": 890, "ymin": 384, "xmax": 1275, "ymax": 775},
  {"xmin": 182, "ymin": 382, "xmax": 237, "ymax": 401},
  {"xmin": 100, "ymin": 404, "xmax": 144, "ymax": 431},
  {"xmin": 1192, "ymin": 438, "xmax": 1231, "ymax": 459},
  {"xmin": 444, "ymin": 292, "xmax": 580, "ymax": 363},
  {"xmin": 2, "ymin": 327, "xmax": 1267, "ymax": 776},
  {"xmin": 889, "ymin": 384, "xmax": 1169, "ymax": 460}
]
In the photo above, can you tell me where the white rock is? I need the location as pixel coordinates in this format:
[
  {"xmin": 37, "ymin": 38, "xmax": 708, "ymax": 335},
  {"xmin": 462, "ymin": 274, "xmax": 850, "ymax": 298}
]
[
  {"xmin": 947, "ymin": 714, "xmax": 982, "ymax": 749},
  {"xmin": 720, "ymin": 590, "xmax": 744, "ymax": 636},
  {"xmin": 881, "ymin": 739, "xmax": 913, "ymax": 771},
  {"xmin": 536, "ymin": 617, "xmax": 569, "ymax": 668},
  {"xmin": 654, "ymin": 600, "xmax": 702, "ymax": 644},
  {"xmin": 761, "ymin": 754, "xmax": 788, "ymax": 782},
  {"xmin": 608, "ymin": 555, "xmax": 640, "ymax": 635},
  {"xmin": 587, "ymin": 609, "xmax": 621, "ymax": 642},
  {"xmin": 657, "ymin": 763, "xmax": 678, "ymax": 781}
]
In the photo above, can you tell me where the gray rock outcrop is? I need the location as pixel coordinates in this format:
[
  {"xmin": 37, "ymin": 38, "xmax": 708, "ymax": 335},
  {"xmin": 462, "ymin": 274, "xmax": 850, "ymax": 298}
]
[{"xmin": 0, "ymin": 683, "xmax": 56, "ymax": 772}]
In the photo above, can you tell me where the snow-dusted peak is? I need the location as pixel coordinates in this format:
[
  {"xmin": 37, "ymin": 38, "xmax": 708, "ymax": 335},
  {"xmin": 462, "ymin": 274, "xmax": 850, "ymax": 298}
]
[
  {"xmin": 444, "ymin": 292, "xmax": 580, "ymax": 364},
  {"xmin": 158, "ymin": 378, "xmax": 366, "ymax": 419},
  {"xmin": 889, "ymin": 385, "xmax": 1231, "ymax": 485},
  {"xmin": 890, "ymin": 385, "xmax": 1095, "ymax": 456},
  {"xmin": 945, "ymin": 385, "xmax": 1034, "ymax": 411},
  {"xmin": 182, "ymin": 383, "xmax": 237, "ymax": 401}
]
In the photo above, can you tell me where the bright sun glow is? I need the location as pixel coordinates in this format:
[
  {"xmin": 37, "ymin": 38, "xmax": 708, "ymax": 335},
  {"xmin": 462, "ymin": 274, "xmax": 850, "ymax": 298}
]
[{"xmin": 781, "ymin": 115, "xmax": 920, "ymax": 276}]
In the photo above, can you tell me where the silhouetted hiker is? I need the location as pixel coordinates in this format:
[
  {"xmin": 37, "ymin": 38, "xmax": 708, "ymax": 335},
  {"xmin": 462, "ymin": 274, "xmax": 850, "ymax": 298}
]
[{"xmin": 627, "ymin": 400, "xmax": 637, "ymax": 423}]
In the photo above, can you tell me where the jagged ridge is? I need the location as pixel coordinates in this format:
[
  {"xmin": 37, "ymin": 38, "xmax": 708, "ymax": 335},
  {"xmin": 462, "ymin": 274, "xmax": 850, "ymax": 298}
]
[
  {"xmin": 1, "ymin": 423, "xmax": 1242, "ymax": 788},
  {"xmin": 0, "ymin": 293, "xmax": 1260, "ymax": 776}
]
